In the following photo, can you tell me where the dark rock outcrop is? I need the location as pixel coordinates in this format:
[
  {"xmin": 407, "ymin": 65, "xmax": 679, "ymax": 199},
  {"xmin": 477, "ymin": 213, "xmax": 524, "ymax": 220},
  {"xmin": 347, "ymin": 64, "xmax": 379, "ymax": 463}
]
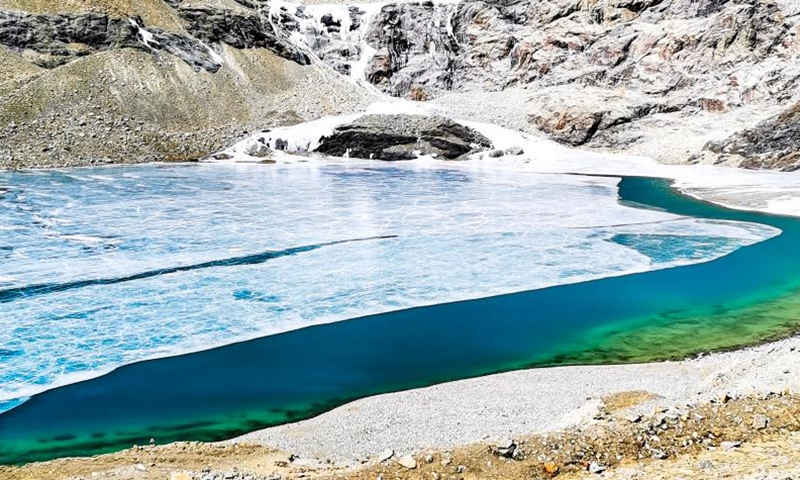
[
  {"xmin": 178, "ymin": 7, "xmax": 310, "ymax": 65},
  {"xmin": 0, "ymin": 5, "xmax": 312, "ymax": 73},
  {"xmin": 0, "ymin": 11, "xmax": 221, "ymax": 71},
  {"xmin": 315, "ymin": 115, "xmax": 492, "ymax": 160},
  {"xmin": 0, "ymin": 11, "xmax": 138, "ymax": 67}
]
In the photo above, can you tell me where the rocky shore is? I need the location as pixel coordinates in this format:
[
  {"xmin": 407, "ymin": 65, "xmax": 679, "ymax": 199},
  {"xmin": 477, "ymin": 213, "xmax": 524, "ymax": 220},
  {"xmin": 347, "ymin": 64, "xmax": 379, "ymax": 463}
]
[{"xmin": 2, "ymin": 333, "xmax": 799, "ymax": 479}]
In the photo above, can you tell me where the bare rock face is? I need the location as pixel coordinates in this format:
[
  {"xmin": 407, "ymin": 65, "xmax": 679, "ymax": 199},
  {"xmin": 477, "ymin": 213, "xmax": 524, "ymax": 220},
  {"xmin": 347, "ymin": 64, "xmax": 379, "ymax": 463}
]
[
  {"xmin": 363, "ymin": 3, "xmax": 462, "ymax": 96},
  {"xmin": 315, "ymin": 114, "xmax": 492, "ymax": 160},
  {"xmin": 0, "ymin": 6, "xmax": 310, "ymax": 73},
  {"xmin": 267, "ymin": 0, "xmax": 800, "ymax": 165},
  {"xmin": 178, "ymin": 7, "xmax": 309, "ymax": 65},
  {"xmin": 698, "ymin": 102, "xmax": 800, "ymax": 172},
  {"xmin": 0, "ymin": 11, "xmax": 225, "ymax": 71}
]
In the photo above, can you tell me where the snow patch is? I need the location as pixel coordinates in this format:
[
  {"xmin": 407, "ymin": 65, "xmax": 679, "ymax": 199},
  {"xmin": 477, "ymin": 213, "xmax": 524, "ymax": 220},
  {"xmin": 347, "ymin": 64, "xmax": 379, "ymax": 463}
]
[{"xmin": 128, "ymin": 19, "xmax": 160, "ymax": 49}]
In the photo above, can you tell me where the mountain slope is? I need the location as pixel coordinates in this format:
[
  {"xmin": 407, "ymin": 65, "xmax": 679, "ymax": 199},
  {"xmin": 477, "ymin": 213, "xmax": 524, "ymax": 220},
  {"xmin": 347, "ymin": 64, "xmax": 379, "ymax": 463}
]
[{"xmin": 0, "ymin": 0, "xmax": 374, "ymax": 168}]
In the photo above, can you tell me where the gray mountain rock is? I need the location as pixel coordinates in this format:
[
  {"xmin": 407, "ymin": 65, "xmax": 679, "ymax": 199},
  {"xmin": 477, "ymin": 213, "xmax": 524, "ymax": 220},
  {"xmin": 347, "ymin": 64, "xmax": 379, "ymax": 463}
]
[{"xmin": 698, "ymin": 101, "xmax": 800, "ymax": 171}]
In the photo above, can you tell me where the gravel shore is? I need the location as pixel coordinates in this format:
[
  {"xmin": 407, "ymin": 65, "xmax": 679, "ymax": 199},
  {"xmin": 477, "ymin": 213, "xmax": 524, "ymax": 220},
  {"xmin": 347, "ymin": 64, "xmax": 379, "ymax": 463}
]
[{"xmin": 234, "ymin": 334, "xmax": 800, "ymax": 464}]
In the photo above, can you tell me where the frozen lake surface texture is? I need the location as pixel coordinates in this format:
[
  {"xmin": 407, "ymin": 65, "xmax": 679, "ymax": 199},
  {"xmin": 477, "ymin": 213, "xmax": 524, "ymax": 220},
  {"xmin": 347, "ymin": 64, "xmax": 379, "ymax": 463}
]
[{"xmin": 0, "ymin": 162, "xmax": 779, "ymax": 413}]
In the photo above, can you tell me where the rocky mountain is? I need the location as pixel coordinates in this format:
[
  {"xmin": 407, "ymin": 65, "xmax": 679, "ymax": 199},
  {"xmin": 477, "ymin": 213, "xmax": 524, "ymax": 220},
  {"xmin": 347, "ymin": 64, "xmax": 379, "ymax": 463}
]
[
  {"xmin": 1, "ymin": 0, "xmax": 799, "ymax": 169},
  {"xmin": 0, "ymin": 0, "xmax": 374, "ymax": 168}
]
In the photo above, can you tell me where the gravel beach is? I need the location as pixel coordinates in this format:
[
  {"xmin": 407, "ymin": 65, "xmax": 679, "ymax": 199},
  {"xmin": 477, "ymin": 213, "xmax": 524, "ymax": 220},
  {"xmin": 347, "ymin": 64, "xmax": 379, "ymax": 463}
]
[{"xmin": 234, "ymin": 335, "xmax": 800, "ymax": 464}]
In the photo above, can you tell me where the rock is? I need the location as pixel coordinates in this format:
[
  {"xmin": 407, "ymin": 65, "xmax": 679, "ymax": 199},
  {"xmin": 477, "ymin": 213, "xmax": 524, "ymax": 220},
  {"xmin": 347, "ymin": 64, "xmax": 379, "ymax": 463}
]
[
  {"xmin": 511, "ymin": 447, "xmax": 524, "ymax": 460},
  {"xmin": 407, "ymin": 85, "xmax": 430, "ymax": 102},
  {"xmin": 530, "ymin": 109, "xmax": 605, "ymax": 147},
  {"xmin": 504, "ymin": 146, "xmax": 524, "ymax": 156},
  {"xmin": 543, "ymin": 461, "xmax": 559, "ymax": 475},
  {"xmin": 315, "ymin": 114, "xmax": 492, "ymax": 160},
  {"xmin": 626, "ymin": 414, "xmax": 642, "ymax": 423},
  {"xmin": 179, "ymin": 7, "xmax": 310, "ymax": 65},
  {"xmin": 496, "ymin": 439, "xmax": 515, "ymax": 450},
  {"xmin": 700, "ymin": 98, "xmax": 728, "ymax": 113},
  {"xmin": 588, "ymin": 462, "xmax": 605, "ymax": 474},
  {"xmin": 494, "ymin": 439, "xmax": 517, "ymax": 458},
  {"xmin": 697, "ymin": 460, "xmax": 714, "ymax": 469},
  {"xmin": 378, "ymin": 449, "xmax": 394, "ymax": 462},
  {"xmin": 720, "ymin": 441, "xmax": 741, "ymax": 451},
  {"xmin": 698, "ymin": 102, "xmax": 800, "ymax": 171},
  {"xmin": 135, "ymin": 464, "xmax": 146, "ymax": 471},
  {"xmin": 752, "ymin": 414, "xmax": 769, "ymax": 430},
  {"xmin": 0, "ymin": 11, "xmax": 222, "ymax": 72},
  {"xmin": 274, "ymin": 139, "xmax": 289, "ymax": 151},
  {"xmin": 487, "ymin": 149, "xmax": 504, "ymax": 158},
  {"xmin": 245, "ymin": 142, "xmax": 272, "ymax": 158},
  {"xmin": 651, "ymin": 449, "xmax": 668, "ymax": 460},
  {"xmin": 397, "ymin": 455, "xmax": 417, "ymax": 469},
  {"xmin": 171, "ymin": 473, "xmax": 193, "ymax": 480}
]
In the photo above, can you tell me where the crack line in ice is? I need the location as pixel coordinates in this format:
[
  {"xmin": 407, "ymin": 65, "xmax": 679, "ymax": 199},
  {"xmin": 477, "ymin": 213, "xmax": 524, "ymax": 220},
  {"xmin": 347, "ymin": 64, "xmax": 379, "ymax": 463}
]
[{"xmin": 0, "ymin": 235, "xmax": 397, "ymax": 303}]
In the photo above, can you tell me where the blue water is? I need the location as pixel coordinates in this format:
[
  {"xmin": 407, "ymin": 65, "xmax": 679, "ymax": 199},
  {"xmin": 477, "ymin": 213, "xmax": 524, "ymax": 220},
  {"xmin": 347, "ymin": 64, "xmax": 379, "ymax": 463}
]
[{"xmin": 0, "ymin": 166, "xmax": 797, "ymax": 464}]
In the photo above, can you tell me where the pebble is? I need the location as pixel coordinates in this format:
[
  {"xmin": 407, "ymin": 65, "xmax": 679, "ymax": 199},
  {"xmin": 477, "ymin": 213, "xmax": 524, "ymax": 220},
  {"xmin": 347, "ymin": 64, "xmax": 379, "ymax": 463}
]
[
  {"xmin": 752, "ymin": 414, "xmax": 769, "ymax": 430},
  {"xmin": 720, "ymin": 441, "xmax": 741, "ymax": 451},
  {"xmin": 397, "ymin": 455, "xmax": 417, "ymax": 469},
  {"xmin": 588, "ymin": 462, "xmax": 605, "ymax": 473},
  {"xmin": 377, "ymin": 449, "xmax": 394, "ymax": 462}
]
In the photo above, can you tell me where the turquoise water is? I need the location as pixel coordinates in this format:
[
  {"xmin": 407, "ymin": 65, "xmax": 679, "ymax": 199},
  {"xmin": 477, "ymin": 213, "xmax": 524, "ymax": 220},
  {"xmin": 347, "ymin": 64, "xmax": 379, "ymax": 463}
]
[{"xmin": 0, "ymin": 171, "xmax": 798, "ymax": 464}]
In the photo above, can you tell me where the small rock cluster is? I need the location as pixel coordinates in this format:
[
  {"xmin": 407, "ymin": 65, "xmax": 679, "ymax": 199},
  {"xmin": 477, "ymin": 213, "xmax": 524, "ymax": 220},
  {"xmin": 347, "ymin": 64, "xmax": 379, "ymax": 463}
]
[{"xmin": 351, "ymin": 392, "xmax": 799, "ymax": 480}]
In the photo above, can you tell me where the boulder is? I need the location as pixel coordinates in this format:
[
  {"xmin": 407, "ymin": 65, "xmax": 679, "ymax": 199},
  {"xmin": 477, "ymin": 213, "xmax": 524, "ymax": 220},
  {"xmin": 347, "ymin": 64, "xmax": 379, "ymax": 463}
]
[
  {"xmin": 315, "ymin": 114, "xmax": 492, "ymax": 160},
  {"xmin": 245, "ymin": 141, "xmax": 272, "ymax": 158}
]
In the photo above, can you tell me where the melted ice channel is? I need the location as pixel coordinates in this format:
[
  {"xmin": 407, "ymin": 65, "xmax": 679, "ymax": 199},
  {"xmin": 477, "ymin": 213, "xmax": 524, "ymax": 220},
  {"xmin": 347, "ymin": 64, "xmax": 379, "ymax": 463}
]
[{"xmin": 0, "ymin": 163, "xmax": 779, "ymax": 412}]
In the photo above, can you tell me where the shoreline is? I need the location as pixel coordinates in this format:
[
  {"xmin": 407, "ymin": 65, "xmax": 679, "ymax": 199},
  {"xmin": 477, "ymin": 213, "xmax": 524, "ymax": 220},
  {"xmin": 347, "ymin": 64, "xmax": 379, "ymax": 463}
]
[
  {"xmin": 231, "ymin": 332, "xmax": 800, "ymax": 464},
  {"xmin": 2, "ymin": 333, "xmax": 799, "ymax": 479}
]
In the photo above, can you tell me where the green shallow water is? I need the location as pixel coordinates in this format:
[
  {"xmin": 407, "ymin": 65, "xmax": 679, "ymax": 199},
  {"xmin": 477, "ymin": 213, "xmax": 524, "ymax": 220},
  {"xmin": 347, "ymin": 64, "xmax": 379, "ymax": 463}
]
[{"xmin": 1, "ymin": 176, "xmax": 800, "ymax": 464}]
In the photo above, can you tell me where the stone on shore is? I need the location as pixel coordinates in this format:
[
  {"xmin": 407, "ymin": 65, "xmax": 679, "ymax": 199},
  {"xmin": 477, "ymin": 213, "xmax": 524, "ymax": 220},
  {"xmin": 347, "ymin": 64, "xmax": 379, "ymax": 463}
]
[
  {"xmin": 314, "ymin": 115, "xmax": 492, "ymax": 161},
  {"xmin": 397, "ymin": 455, "xmax": 417, "ymax": 469}
]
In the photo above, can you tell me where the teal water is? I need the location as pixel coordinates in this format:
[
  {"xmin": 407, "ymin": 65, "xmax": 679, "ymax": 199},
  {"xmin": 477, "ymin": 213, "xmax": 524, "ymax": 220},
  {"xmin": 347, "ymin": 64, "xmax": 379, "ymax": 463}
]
[{"xmin": 0, "ymin": 176, "xmax": 799, "ymax": 464}]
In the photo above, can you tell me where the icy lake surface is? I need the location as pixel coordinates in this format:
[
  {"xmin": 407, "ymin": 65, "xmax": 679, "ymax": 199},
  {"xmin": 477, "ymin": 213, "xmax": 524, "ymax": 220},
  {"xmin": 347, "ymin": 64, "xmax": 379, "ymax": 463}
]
[{"xmin": 0, "ymin": 162, "xmax": 779, "ymax": 412}]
